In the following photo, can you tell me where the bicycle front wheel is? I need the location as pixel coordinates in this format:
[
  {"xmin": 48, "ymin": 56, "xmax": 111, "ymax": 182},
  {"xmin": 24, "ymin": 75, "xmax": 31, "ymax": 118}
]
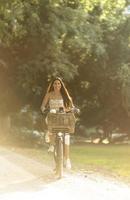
[{"xmin": 55, "ymin": 136, "xmax": 63, "ymax": 178}]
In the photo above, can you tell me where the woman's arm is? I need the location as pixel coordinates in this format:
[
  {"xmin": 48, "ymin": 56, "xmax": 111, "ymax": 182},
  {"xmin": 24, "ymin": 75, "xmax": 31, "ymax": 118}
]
[
  {"xmin": 65, "ymin": 97, "xmax": 74, "ymax": 112},
  {"xmin": 41, "ymin": 92, "xmax": 50, "ymax": 112}
]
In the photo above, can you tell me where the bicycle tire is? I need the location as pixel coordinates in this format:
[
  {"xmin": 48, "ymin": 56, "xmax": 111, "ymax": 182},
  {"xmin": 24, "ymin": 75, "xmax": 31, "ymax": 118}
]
[
  {"xmin": 57, "ymin": 137, "xmax": 63, "ymax": 178},
  {"xmin": 54, "ymin": 136, "xmax": 63, "ymax": 178}
]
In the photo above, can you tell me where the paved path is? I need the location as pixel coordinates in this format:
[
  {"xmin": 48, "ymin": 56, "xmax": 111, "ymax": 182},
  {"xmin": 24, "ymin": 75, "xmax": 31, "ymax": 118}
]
[{"xmin": 0, "ymin": 146, "xmax": 130, "ymax": 200}]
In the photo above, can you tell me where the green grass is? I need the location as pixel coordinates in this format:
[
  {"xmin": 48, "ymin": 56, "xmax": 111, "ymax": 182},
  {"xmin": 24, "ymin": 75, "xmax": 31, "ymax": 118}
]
[
  {"xmin": 70, "ymin": 144, "xmax": 130, "ymax": 182},
  {"xmin": 8, "ymin": 143, "xmax": 130, "ymax": 183}
]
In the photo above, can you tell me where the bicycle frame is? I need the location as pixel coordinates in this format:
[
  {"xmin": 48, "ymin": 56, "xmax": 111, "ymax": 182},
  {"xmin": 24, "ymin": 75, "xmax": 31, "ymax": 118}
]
[{"xmin": 46, "ymin": 112, "xmax": 76, "ymax": 178}]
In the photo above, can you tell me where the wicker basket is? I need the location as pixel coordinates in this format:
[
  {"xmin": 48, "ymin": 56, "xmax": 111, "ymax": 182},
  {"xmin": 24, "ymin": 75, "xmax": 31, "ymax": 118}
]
[{"xmin": 46, "ymin": 113, "xmax": 76, "ymax": 134}]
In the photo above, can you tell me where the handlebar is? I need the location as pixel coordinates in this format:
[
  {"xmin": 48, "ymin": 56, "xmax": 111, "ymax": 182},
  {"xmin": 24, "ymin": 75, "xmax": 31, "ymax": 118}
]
[
  {"xmin": 66, "ymin": 107, "xmax": 80, "ymax": 114},
  {"xmin": 42, "ymin": 107, "xmax": 80, "ymax": 115}
]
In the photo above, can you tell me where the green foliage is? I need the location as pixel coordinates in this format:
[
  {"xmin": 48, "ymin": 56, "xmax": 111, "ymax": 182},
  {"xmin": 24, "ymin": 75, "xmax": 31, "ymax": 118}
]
[{"xmin": 0, "ymin": 0, "xmax": 130, "ymax": 133}]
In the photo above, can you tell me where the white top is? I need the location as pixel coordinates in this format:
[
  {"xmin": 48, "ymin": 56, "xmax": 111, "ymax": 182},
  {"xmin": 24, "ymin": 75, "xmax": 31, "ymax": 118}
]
[{"xmin": 49, "ymin": 99, "xmax": 64, "ymax": 111}]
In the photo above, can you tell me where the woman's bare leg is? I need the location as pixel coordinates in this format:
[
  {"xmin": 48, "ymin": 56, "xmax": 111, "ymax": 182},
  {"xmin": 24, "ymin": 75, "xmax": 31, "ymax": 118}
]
[
  {"xmin": 49, "ymin": 133, "xmax": 55, "ymax": 145},
  {"xmin": 47, "ymin": 132, "xmax": 55, "ymax": 152},
  {"xmin": 64, "ymin": 134, "xmax": 71, "ymax": 169}
]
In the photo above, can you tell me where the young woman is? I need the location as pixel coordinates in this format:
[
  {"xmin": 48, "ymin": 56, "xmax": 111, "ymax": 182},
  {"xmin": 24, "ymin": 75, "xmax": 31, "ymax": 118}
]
[{"xmin": 41, "ymin": 77, "xmax": 74, "ymax": 169}]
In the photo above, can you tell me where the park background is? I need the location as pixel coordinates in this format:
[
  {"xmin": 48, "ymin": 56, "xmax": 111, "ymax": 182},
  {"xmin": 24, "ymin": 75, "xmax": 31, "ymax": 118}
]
[{"xmin": 0, "ymin": 0, "xmax": 130, "ymax": 182}]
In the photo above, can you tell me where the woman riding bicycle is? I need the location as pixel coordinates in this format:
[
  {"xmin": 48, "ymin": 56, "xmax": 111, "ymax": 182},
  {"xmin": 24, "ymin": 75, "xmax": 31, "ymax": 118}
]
[{"xmin": 41, "ymin": 77, "xmax": 74, "ymax": 170}]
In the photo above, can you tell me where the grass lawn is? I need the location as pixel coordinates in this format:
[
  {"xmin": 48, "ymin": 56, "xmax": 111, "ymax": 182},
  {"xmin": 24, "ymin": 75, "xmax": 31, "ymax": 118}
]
[
  {"xmin": 71, "ymin": 144, "xmax": 130, "ymax": 182},
  {"xmin": 7, "ymin": 143, "xmax": 130, "ymax": 183}
]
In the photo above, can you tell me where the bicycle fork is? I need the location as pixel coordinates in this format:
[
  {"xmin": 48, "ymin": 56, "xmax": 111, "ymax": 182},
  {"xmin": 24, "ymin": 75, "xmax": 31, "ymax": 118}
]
[{"xmin": 54, "ymin": 132, "xmax": 64, "ymax": 178}]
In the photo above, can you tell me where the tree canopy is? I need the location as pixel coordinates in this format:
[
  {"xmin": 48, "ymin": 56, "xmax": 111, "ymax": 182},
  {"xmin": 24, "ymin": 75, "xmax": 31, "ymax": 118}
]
[{"xmin": 0, "ymin": 0, "xmax": 130, "ymax": 133}]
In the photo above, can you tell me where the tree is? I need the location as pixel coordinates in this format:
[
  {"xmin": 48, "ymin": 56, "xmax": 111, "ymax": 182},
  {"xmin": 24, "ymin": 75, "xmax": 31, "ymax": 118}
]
[{"xmin": 0, "ymin": 0, "xmax": 130, "ymax": 136}]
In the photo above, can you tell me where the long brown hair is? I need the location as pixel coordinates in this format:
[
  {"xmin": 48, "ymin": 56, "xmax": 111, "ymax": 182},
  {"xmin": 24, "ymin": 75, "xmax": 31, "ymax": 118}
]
[{"xmin": 46, "ymin": 77, "xmax": 73, "ymax": 108}]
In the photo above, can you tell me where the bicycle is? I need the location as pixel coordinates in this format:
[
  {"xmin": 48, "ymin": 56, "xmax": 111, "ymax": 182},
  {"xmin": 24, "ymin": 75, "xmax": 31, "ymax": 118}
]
[{"xmin": 46, "ymin": 109, "xmax": 77, "ymax": 179}]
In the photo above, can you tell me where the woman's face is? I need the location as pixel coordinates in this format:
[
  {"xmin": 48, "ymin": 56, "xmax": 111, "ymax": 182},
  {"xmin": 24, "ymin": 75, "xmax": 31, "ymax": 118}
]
[{"xmin": 53, "ymin": 80, "xmax": 62, "ymax": 91}]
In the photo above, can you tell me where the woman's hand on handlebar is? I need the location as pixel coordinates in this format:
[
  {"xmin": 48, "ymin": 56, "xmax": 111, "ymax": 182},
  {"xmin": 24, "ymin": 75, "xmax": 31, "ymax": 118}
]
[
  {"xmin": 41, "ymin": 107, "xmax": 50, "ymax": 115},
  {"xmin": 66, "ymin": 107, "xmax": 80, "ymax": 114}
]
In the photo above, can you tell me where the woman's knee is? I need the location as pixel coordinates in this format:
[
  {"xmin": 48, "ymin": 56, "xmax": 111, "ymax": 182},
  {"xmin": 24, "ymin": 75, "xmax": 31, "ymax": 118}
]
[{"xmin": 65, "ymin": 134, "xmax": 70, "ymax": 145}]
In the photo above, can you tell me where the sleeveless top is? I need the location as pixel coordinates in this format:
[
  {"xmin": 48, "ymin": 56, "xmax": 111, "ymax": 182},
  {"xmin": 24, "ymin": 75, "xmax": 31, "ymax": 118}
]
[{"xmin": 49, "ymin": 99, "xmax": 64, "ymax": 111}]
